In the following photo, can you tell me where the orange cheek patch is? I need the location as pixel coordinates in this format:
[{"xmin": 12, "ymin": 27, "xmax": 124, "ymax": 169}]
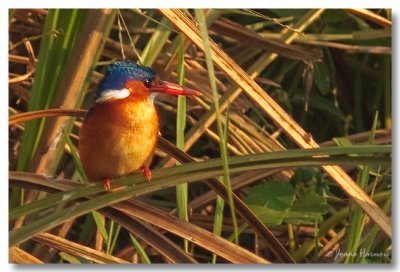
[{"xmin": 125, "ymin": 81, "xmax": 152, "ymax": 101}]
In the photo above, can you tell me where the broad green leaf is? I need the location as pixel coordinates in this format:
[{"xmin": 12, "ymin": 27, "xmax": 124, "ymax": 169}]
[
  {"xmin": 290, "ymin": 167, "xmax": 329, "ymax": 196},
  {"xmin": 286, "ymin": 193, "xmax": 329, "ymax": 224},
  {"xmin": 245, "ymin": 181, "xmax": 295, "ymax": 225},
  {"xmin": 246, "ymin": 205, "xmax": 288, "ymax": 225},
  {"xmin": 245, "ymin": 182, "xmax": 295, "ymax": 211}
]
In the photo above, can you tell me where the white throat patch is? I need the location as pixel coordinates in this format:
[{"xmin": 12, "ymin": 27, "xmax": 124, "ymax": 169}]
[
  {"xmin": 149, "ymin": 92, "xmax": 158, "ymax": 102},
  {"xmin": 95, "ymin": 88, "xmax": 130, "ymax": 103}
]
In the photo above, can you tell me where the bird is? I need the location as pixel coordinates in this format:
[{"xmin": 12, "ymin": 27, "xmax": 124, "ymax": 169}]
[{"xmin": 78, "ymin": 60, "xmax": 201, "ymax": 190}]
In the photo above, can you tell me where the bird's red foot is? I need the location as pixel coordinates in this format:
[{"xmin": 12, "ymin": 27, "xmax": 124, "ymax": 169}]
[
  {"xmin": 140, "ymin": 166, "xmax": 152, "ymax": 182},
  {"xmin": 103, "ymin": 178, "xmax": 111, "ymax": 191}
]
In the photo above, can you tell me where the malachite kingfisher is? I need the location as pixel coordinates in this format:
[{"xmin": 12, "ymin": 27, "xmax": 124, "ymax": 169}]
[{"xmin": 79, "ymin": 61, "xmax": 201, "ymax": 190}]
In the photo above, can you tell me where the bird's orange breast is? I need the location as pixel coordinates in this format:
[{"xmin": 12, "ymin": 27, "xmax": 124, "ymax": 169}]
[{"xmin": 79, "ymin": 91, "xmax": 159, "ymax": 182}]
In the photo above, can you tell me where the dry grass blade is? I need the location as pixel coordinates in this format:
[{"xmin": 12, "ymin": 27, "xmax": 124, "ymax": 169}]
[
  {"xmin": 320, "ymin": 128, "xmax": 392, "ymax": 147},
  {"xmin": 33, "ymin": 232, "xmax": 130, "ymax": 264},
  {"xmin": 9, "ymin": 108, "xmax": 86, "ymax": 125},
  {"xmin": 102, "ymin": 208, "xmax": 197, "ymax": 263},
  {"xmin": 211, "ymin": 18, "xmax": 322, "ymax": 62},
  {"xmin": 9, "ymin": 40, "xmax": 36, "ymax": 84},
  {"xmin": 114, "ymin": 200, "xmax": 270, "ymax": 264},
  {"xmin": 159, "ymin": 9, "xmax": 391, "ymax": 238},
  {"xmin": 9, "ymin": 246, "xmax": 44, "ymax": 264},
  {"xmin": 347, "ymin": 9, "xmax": 391, "ymax": 27},
  {"xmin": 296, "ymin": 39, "xmax": 391, "ymax": 54}
]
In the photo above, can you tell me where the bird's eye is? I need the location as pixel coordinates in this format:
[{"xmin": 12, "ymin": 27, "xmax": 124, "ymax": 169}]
[{"xmin": 143, "ymin": 79, "xmax": 152, "ymax": 88}]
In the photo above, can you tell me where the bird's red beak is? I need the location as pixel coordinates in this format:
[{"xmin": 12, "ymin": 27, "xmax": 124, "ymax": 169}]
[{"xmin": 150, "ymin": 80, "xmax": 202, "ymax": 96}]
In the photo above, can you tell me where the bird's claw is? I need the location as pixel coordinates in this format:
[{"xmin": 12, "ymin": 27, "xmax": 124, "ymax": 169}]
[
  {"xmin": 103, "ymin": 178, "xmax": 111, "ymax": 191},
  {"xmin": 140, "ymin": 166, "xmax": 152, "ymax": 182}
]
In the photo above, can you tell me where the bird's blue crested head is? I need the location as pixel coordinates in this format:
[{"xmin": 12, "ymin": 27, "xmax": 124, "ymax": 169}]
[{"xmin": 95, "ymin": 61, "xmax": 156, "ymax": 102}]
